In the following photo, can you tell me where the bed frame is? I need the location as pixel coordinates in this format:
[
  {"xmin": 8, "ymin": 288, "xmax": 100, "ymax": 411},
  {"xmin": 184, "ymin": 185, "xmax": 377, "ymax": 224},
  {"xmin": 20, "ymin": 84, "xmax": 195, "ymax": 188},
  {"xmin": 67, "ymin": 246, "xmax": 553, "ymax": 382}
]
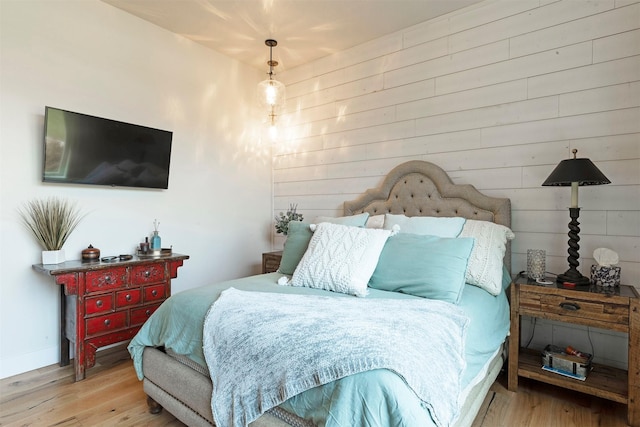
[{"xmin": 141, "ymin": 160, "xmax": 512, "ymax": 426}]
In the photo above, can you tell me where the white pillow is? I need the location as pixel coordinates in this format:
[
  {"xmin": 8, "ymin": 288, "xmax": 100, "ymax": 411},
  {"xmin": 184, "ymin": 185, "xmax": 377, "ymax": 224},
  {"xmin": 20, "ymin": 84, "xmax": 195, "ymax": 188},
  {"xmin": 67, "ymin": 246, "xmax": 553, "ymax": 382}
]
[
  {"xmin": 459, "ymin": 219, "xmax": 515, "ymax": 296},
  {"xmin": 290, "ymin": 222, "xmax": 398, "ymax": 297},
  {"xmin": 383, "ymin": 214, "xmax": 465, "ymax": 237}
]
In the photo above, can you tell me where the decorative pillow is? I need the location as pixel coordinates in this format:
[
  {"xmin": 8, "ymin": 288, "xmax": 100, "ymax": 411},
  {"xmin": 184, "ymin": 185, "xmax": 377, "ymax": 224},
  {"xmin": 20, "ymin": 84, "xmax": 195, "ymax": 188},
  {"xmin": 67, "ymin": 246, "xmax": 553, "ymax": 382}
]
[
  {"xmin": 313, "ymin": 212, "xmax": 369, "ymax": 227},
  {"xmin": 290, "ymin": 222, "xmax": 397, "ymax": 297},
  {"xmin": 383, "ymin": 214, "xmax": 465, "ymax": 237},
  {"xmin": 369, "ymin": 234, "xmax": 474, "ymax": 304},
  {"xmin": 278, "ymin": 221, "xmax": 313, "ymax": 275},
  {"xmin": 459, "ymin": 219, "xmax": 515, "ymax": 296},
  {"xmin": 365, "ymin": 214, "xmax": 385, "ymax": 229},
  {"xmin": 278, "ymin": 213, "xmax": 370, "ymax": 275}
]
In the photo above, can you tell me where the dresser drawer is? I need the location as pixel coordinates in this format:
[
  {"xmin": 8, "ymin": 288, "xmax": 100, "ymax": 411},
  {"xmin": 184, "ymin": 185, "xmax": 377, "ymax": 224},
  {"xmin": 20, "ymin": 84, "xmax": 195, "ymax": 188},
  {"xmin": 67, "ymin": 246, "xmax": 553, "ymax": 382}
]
[
  {"xmin": 144, "ymin": 284, "xmax": 166, "ymax": 302},
  {"xmin": 130, "ymin": 303, "xmax": 161, "ymax": 326},
  {"xmin": 131, "ymin": 264, "xmax": 166, "ymax": 285},
  {"xmin": 85, "ymin": 295, "xmax": 113, "ymax": 315},
  {"xmin": 85, "ymin": 267, "xmax": 127, "ymax": 293},
  {"xmin": 86, "ymin": 312, "xmax": 127, "ymax": 336},
  {"xmin": 521, "ymin": 290, "xmax": 629, "ymax": 326},
  {"xmin": 115, "ymin": 288, "xmax": 142, "ymax": 308}
]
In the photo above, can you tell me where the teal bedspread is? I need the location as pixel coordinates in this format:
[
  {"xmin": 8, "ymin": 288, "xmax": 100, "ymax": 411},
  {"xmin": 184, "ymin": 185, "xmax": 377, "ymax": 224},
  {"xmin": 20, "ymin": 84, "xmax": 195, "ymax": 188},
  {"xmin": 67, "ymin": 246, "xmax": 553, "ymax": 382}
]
[{"xmin": 128, "ymin": 272, "xmax": 510, "ymax": 426}]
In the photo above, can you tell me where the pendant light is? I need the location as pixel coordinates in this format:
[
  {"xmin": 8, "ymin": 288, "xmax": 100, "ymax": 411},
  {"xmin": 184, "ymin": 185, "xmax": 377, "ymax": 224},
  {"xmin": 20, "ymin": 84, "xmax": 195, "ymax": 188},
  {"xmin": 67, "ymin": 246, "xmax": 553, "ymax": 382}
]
[{"xmin": 257, "ymin": 39, "xmax": 286, "ymax": 127}]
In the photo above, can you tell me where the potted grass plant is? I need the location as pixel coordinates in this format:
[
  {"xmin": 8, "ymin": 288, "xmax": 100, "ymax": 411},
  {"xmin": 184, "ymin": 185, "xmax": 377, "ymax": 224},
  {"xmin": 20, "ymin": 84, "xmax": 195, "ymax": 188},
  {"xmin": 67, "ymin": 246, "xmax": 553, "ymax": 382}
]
[{"xmin": 18, "ymin": 197, "xmax": 85, "ymax": 264}]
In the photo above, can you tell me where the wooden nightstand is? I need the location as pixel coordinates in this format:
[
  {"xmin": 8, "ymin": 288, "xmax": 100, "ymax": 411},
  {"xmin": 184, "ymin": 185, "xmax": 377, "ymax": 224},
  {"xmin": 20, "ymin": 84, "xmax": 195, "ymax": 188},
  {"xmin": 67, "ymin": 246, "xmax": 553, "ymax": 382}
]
[
  {"xmin": 508, "ymin": 276, "xmax": 640, "ymax": 426},
  {"xmin": 262, "ymin": 250, "xmax": 282, "ymax": 274}
]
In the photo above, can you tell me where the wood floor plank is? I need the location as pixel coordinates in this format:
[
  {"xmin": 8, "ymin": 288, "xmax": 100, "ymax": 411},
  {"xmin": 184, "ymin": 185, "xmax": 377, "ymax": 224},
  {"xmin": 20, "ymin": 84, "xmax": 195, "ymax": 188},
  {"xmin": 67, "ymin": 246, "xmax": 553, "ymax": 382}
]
[
  {"xmin": 0, "ymin": 347, "xmax": 631, "ymax": 427},
  {"xmin": 484, "ymin": 374, "xmax": 630, "ymax": 427}
]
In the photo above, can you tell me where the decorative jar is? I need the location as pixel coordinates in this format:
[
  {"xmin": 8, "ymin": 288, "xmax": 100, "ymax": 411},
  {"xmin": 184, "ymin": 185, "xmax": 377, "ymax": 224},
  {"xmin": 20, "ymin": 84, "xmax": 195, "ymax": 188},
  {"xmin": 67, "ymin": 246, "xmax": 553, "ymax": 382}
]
[{"xmin": 527, "ymin": 249, "xmax": 546, "ymax": 280}]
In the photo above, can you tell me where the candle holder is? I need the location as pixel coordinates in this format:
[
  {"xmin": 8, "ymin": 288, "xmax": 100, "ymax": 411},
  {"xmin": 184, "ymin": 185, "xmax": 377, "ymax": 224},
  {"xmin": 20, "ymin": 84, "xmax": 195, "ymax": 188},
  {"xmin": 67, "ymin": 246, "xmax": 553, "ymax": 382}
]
[{"xmin": 527, "ymin": 249, "xmax": 546, "ymax": 280}]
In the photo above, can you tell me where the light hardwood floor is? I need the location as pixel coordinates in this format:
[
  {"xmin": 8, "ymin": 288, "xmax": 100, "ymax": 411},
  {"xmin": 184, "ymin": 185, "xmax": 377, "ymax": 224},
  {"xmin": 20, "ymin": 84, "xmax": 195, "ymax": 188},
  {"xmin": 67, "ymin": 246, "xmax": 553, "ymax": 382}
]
[{"xmin": 0, "ymin": 346, "xmax": 630, "ymax": 427}]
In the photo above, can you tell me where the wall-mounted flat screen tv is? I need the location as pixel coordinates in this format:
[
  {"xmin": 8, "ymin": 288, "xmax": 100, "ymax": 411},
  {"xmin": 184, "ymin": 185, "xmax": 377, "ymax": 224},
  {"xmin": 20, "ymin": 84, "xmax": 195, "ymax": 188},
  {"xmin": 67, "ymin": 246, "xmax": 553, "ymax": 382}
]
[{"xmin": 43, "ymin": 107, "xmax": 173, "ymax": 189}]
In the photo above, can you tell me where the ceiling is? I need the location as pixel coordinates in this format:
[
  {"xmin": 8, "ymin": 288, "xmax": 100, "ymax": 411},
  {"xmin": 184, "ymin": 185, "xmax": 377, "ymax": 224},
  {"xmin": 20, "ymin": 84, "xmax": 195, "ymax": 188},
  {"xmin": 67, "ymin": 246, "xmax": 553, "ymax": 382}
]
[{"xmin": 102, "ymin": 0, "xmax": 483, "ymax": 72}]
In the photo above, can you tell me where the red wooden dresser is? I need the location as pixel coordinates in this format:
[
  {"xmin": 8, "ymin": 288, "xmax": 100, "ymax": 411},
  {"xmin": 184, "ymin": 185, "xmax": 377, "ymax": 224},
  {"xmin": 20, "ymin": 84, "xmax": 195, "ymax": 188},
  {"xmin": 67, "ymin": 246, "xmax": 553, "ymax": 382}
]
[{"xmin": 33, "ymin": 253, "xmax": 189, "ymax": 381}]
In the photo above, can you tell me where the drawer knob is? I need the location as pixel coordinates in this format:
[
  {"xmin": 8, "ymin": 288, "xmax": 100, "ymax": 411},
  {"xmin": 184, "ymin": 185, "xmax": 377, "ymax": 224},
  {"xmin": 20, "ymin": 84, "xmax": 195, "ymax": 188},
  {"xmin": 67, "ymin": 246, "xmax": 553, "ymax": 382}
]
[
  {"xmin": 96, "ymin": 300, "xmax": 103, "ymax": 307},
  {"xmin": 125, "ymin": 294, "xmax": 132, "ymax": 301},
  {"xmin": 104, "ymin": 319, "xmax": 111, "ymax": 326},
  {"xmin": 151, "ymin": 290, "xmax": 158, "ymax": 297},
  {"xmin": 560, "ymin": 302, "xmax": 580, "ymax": 311},
  {"xmin": 144, "ymin": 270, "xmax": 151, "ymax": 278},
  {"xmin": 145, "ymin": 310, "xmax": 152, "ymax": 316},
  {"xmin": 104, "ymin": 275, "xmax": 112, "ymax": 284}
]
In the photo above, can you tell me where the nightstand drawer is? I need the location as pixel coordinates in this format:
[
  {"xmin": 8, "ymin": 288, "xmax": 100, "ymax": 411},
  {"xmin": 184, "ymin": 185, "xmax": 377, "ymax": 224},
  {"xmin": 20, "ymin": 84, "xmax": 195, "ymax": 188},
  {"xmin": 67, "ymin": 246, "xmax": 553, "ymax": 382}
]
[
  {"xmin": 116, "ymin": 288, "xmax": 142, "ymax": 307},
  {"xmin": 86, "ymin": 312, "xmax": 127, "ymax": 336},
  {"xmin": 130, "ymin": 303, "xmax": 161, "ymax": 326},
  {"xmin": 85, "ymin": 295, "xmax": 113, "ymax": 315},
  {"xmin": 131, "ymin": 264, "xmax": 166, "ymax": 285},
  {"xmin": 85, "ymin": 267, "xmax": 127, "ymax": 293},
  {"xmin": 522, "ymin": 290, "xmax": 629, "ymax": 326}
]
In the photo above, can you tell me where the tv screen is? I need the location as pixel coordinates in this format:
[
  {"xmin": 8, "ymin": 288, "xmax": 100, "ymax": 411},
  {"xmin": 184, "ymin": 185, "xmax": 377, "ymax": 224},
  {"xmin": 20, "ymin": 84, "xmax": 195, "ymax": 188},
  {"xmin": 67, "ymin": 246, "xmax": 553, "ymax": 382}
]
[{"xmin": 43, "ymin": 107, "xmax": 172, "ymax": 189}]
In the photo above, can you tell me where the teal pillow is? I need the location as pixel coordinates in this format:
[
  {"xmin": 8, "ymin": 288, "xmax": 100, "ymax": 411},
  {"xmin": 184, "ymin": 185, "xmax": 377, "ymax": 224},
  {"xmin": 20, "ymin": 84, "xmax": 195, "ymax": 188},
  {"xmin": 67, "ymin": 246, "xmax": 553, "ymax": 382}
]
[
  {"xmin": 313, "ymin": 212, "xmax": 369, "ymax": 227},
  {"xmin": 369, "ymin": 233, "xmax": 475, "ymax": 304},
  {"xmin": 383, "ymin": 214, "xmax": 465, "ymax": 237},
  {"xmin": 278, "ymin": 221, "xmax": 313, "ymax": 275}
]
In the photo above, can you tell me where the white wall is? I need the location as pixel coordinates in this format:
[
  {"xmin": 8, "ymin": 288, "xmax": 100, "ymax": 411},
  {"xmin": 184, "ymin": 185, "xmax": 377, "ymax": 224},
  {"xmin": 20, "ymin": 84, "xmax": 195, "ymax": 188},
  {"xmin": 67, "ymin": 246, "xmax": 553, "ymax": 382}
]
[
  {"xmin": 275, "ymin": 0, "xmax": 640, "ymax": 369},
  {"xmin": 0, "ymin": 1, "xmax": 272, "ymax": 378}
]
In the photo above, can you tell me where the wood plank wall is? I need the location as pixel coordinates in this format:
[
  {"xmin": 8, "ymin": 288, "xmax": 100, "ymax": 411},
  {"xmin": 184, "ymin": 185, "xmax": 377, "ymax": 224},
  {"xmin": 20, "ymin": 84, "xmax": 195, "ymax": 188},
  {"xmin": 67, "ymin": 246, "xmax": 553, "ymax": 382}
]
[{"xmin": 272, "ymin": 0, "xmax": 640, "ymax": 369}]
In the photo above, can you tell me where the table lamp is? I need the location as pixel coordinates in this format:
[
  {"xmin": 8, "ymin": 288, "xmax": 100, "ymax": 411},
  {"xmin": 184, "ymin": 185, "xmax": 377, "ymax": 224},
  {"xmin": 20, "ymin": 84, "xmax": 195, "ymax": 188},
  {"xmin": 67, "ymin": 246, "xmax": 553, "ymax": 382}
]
[{"xmin": 542, "ymin": 149, "xmax": 611, "ymax": 285}]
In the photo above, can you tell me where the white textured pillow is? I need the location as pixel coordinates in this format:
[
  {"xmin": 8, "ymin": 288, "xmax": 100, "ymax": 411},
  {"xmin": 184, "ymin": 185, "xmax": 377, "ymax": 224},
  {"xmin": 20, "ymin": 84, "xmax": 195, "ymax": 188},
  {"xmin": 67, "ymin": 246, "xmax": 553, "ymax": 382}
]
[
  {"xmin": 459, "ymin": 219, "xmax": 515, "ymax": 296},
  {"xmin": 290, "ymin": 222, "xmax": 397, "ymax": 297}
]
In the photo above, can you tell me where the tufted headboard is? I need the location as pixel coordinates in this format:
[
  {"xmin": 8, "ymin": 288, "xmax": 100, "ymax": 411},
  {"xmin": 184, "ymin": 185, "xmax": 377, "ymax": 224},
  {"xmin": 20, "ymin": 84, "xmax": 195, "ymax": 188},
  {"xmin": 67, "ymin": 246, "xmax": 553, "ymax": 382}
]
[{"xmin": 344, "ymin": 160, "xmax": 512, "ymax": 271}]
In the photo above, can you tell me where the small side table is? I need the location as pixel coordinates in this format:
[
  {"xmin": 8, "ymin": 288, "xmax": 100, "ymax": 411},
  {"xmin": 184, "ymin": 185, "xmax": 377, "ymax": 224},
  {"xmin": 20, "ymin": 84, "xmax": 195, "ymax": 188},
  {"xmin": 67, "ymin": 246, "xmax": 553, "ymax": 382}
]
[
  {"xmin": 262, "ymin": 251, "xmax": 282, "ymax": 274},
  {"xmin": 508, "ymin": 275, "xmax": 639, "ymax": 426}
]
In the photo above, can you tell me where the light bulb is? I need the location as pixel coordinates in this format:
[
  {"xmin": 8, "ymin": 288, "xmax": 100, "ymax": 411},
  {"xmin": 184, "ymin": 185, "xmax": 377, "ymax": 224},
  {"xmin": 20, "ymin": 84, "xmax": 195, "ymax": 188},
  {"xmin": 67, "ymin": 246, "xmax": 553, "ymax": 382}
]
[
  {"xmin": 257, "ymin": 78, "xmax": 286, "ymax": 111},
  {"xmin": 266, "ymin": 84, "xmax": 277, "ymax": 106},
  {"xmin": 268, "ymin": 123, "xmax": 279, "ymax": 141}
]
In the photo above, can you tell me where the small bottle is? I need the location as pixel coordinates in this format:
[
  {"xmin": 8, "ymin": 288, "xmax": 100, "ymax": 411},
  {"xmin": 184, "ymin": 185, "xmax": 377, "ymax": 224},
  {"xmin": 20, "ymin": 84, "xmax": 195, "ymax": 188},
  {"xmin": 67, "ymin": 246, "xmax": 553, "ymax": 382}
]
[{"xmin": 151, "ymin": 231, "xmax": 161, "ymax": 250}]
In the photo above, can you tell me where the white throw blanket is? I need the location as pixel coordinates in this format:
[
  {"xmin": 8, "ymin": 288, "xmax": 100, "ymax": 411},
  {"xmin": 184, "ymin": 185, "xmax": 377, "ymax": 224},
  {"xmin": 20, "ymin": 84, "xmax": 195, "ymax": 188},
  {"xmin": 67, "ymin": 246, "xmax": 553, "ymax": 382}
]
[{"xmin": 203, "ymin": 288, "xmax": 469, "ymax": 427}]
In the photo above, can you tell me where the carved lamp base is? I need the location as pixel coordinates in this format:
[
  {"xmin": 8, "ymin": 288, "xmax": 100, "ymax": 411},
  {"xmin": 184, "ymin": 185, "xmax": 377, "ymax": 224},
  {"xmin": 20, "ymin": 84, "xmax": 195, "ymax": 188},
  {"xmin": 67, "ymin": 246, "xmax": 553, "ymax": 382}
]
[{"xmin": 557, "ymin": 207, "xmax": 590, "ymax": 286}]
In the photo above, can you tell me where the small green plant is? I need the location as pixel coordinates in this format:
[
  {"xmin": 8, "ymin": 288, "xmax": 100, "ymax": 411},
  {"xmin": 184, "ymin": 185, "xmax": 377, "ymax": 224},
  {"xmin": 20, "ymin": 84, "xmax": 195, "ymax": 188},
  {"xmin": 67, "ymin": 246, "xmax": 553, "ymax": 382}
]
[
  {"xmin": 275, "ymin": 203, "xmax": 303, "ymax": 235},
  {"xmin": 18, "ymin": 197, "xmax": 85, "ymax": 250}
]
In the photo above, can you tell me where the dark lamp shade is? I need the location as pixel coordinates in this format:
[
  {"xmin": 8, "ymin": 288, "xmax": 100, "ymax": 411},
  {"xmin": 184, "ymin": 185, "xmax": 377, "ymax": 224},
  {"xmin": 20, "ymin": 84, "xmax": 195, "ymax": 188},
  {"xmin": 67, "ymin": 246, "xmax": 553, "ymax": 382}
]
[{"xmin": 542, "ymin": 158, "xmax": 611, "ymax": 187}]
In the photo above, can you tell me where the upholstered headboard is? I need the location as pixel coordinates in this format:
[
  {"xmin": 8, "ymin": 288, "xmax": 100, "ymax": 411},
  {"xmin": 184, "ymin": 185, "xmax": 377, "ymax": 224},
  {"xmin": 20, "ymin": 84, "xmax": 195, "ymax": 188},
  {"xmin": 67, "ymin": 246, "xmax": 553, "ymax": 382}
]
[{"xmin": 344, "ymin": 160, "xmax": 512, "ymax": 271}]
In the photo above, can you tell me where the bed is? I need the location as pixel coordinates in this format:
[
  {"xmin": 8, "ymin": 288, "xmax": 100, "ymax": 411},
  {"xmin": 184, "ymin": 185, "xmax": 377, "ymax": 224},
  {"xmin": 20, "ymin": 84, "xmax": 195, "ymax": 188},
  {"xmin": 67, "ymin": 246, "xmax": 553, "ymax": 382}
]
[{"xmin": 128, "ymin": 160, "xmax": 513, "ymax": 427}]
